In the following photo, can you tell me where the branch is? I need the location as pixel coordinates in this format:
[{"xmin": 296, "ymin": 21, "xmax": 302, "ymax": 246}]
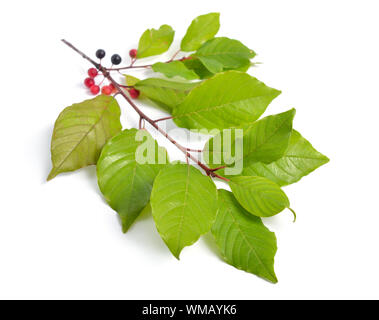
[
  {"xmin": 106, "ymin": 50, "xmax": 188, "ymax": 72},
  {"xmin": 61, "ymin": 39, "xmax": 100, "ymax": 69},
  {"xmin": 154, "ymin": 116, "xmax": 173, "ymax": 123},
  {"xmin": 107, "ymin": 64, "xmax": 151, "ymax": 71},
  {"xmin": 168, "ymin": 49, "xmax": 181, "ymax": 62},
  {"xmin": 186, "ymin": 148, "xmax": 203, "ymax": 153},
  {"xmin": 61, "ymin": 39, "xmax": 229, "ymax": 182}
]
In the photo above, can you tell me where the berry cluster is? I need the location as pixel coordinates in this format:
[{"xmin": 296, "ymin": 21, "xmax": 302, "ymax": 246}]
[
  {"xmin": 83, "ymin": 67, "xmax": 116, "ymax": 96},
  {"xmin": 82, "ymin": 49, "xmax": 122, "ymax": 96},
  {"xmin": 82, "ymin": 48, "xmax": 140, "ymax": 99}
]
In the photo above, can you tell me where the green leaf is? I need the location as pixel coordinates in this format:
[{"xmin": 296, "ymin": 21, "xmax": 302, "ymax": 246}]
[
  {"xmin": 97, "ymin": 129, "xmax": 168, "ymax": 232},
  {"xmin": 204, "ymin": 109, "xmax": 295, "ymax": 173},
  {"xmin": 125, "ymin": 74, "xmax": 140, "ymax": 86},
  {"xmin": 229, "ymin": 176, "xmax": 290, "ymax": 218},
  {"xmin": 173, "ymin": 71, "xmax": 281, "ymax": 130},
  {"xmin": 183, "ymin": 58, "xmax": 252, "ymax": 79},
  {"xmin": 135, "ymin": 78, "xmax": 199, "ymax": 113},
  {"xmin": 194, "ymin": 37, "xmax": 256, "ymax": 73},
  {"xmin": 151, "ymin": 164, "xmax": 218, "ymax": 259},
  {"xmin": 243, "ymin": 109, "xmax": 295, "ymax": 166},
  {"xmin": 182, "ymin": 58, "xmax": 214, "ymax": 79},
  {"xmin": 242, "ymin": 130, "xmax": 330, "ymax": 186},
  {"xmin": 137, "ymin": 25, "xmax": 175, "ymax": 59},
  {"xmin": 181, "ymin": 12, "xmax": 220, "ymax": 52},
  {"xmin": 48, "ymin": 95, "xmax": 122, "ymax": 181},
  {"xmin": 124, "ymin": 75, "xmax": 150, "ymax": 101},
  {"xmin": 233, "ymin": 62, "xmax": 253, "ymax": 73},
  {"xmin": 212, "ymin": 190, "xmax": 278, "ymax": 283},
  {"xmin": 152, "ymin": 61, "xmax": 199, "ymax": 80}
]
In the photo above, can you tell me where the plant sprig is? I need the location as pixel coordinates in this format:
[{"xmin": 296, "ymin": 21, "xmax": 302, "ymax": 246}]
[{"xmin": 48, "ymin": 13, "xmax": 329, "ymax": 283}]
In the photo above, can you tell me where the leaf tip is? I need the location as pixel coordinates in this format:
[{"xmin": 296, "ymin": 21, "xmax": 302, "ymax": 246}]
[
  {"xmin": 270, "ymin": 276, "xmax": 279, "ymax": 284},
  {"xmin": 287, "ymin": 108, "xmax": 296, "ymax": 118},
  {"xmin": 259, "ymin": 269, "xmax": 278, "ymax": 284},
  {"xmin": 47, "ymin": 169, "xmax": 57, "ymax": 181},
  {"xmin": 171, "ymin": 248, "xmax": 181, "ymax": 260},
  {"xmin": 264, "ymin": 269, "xmax": 278, "ymax": 284},
  {"xmin": 122, "ymin": 223, "xmax": 132, "ymax": 234},
  {"xmin": 166, "ymin": 242, "xmax": 182, "ymax": 260}
]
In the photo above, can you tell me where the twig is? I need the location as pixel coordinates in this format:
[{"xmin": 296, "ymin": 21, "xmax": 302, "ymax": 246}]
[
  {"xmin": 130, "ymin": 57, "xmax": 137, "ymax": 67},
  {"xmin": 186, "ymin": 148, "xmax": 203, "ymax": 153},
  {"xmin": 117, "ymin": 84, "xmax": 133, "ymax": 89},
  {"xmin": 168, "ymin": 49, "xmax": 181, "ymax": 62},
  {"xmin": 106, "ymin": 51, "xmax": 187, "ymax": 72},
  {"xmin": 154, "ymin": 116, "xmax": 173, "ymax": 123},
  {"xmin": 139, "ymin": 117, "xmax": 146, "ymax": 130},
  {"xmin": 61, "ymin": 39, "xmax": 229, "ymax": 182},
  {"xmin": 107, "ymin": 64, "xmax": 151, "ymax": 71},
  {"xmin": 209, "ymin": 166, "xmax": 227, "ymax": 172}
]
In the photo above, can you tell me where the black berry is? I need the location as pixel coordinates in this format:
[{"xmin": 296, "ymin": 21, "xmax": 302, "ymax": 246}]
[
  {"xmin": 111, "ymin": 54, "xmax": 122, "ymax": 65},
  {"xmin": 96, "ymin": 49, "xmax": 106, "ymax": 59}
]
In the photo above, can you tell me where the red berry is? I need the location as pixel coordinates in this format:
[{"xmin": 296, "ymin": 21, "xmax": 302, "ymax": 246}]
[
  {"xmin": 84, "ymin": 77, "xmax": 95, "ymax": 88},
  {"xmin": 109, "ymin": 83, "xmax": 117, "ymax": 93},
  {"xmin": 88, "ymin": 68, "xmax": 98, "ymax": 78},
  {"xmin": 101, "ymin": 86, "xmax": 112, "ymax": 95},
  {"xmin": 90, "ymin": 85, "xmax": 100, "ymax": 95},
  {"xmin": 129, "ymin": 49, "xmax": 138, "ymax": 59},
  {"xmin": 129, "ymin": 88, "xmax": 140, "ymax": 99}
]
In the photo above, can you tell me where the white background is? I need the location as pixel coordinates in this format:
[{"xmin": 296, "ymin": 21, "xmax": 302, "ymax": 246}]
[{"xmin": 0, "ymin": 0, "xmax": 378, "ymax": 300}]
